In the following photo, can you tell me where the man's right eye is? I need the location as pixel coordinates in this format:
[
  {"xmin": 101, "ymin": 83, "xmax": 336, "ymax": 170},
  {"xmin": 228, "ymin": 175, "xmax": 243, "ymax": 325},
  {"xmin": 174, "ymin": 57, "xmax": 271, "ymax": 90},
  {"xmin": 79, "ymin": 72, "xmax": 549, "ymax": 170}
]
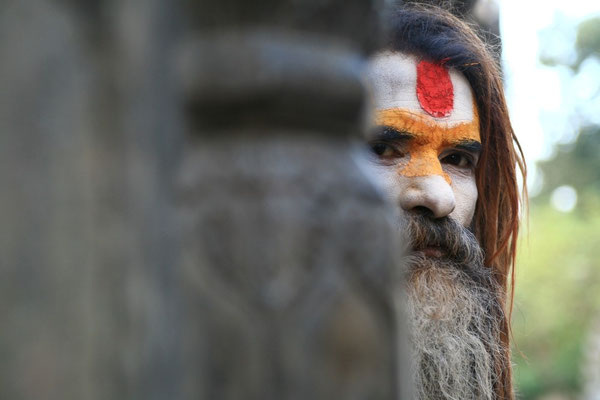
[{"xmin": 370, "ymin": 142, "xmax": 399, "ymax": 158}]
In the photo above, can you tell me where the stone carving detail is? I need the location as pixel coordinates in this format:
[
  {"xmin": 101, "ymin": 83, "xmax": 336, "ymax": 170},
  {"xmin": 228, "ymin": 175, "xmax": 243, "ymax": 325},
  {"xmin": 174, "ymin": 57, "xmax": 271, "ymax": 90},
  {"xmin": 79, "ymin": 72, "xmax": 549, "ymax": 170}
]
[
  {"xmin": 0, "ymin": 0, "xmax": 406, "ymax": 398},
  {"xmin": 177, "ymin": 137, "xmax": 399, "ymax": 398}
]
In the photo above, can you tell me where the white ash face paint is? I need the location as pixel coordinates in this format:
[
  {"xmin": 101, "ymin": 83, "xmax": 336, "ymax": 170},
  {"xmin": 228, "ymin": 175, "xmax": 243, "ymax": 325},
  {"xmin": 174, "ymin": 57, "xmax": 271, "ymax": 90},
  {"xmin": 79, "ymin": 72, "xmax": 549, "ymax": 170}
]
[
  {"xmin": 366, "ymin": 51, "xmax": 477, "ymax": 126},
  {"xmin": 364, "ymin": 51, "xmax": 481, "ymax": 227}
]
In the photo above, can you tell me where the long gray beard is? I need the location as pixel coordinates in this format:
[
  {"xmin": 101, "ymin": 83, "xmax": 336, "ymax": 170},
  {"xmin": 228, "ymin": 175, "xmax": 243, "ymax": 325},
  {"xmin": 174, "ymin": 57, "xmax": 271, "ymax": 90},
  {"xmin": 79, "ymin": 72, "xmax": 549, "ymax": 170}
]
[{"xmin": 402, "ymin": 216, "xmax": 505, "ymax": 400}]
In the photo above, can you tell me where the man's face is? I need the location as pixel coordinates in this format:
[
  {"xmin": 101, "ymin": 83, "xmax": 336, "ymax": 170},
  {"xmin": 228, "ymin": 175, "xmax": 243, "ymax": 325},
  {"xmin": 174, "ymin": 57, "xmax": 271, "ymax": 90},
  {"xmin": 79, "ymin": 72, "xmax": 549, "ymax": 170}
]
[
  {"xmin": 365, "ymin": 51, "xmax": 504, "ymax": 400},
  {"xmin": 365, "ymin": 51, "xmax": 481, "ymax": 230}
]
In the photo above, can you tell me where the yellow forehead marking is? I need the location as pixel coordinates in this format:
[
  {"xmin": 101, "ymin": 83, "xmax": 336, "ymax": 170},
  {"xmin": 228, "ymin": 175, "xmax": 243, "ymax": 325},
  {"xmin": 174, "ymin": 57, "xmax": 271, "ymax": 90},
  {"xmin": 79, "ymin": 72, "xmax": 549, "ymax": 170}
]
[{"xmin": 375, "ymin": 107, "xmax": 480, "ymax": 184}]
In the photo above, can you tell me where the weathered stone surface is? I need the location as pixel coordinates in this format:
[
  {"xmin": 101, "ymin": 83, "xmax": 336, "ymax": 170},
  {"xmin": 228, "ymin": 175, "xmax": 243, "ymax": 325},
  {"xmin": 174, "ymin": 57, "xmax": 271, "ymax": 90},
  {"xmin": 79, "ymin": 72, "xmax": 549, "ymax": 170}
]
[
  {"xmin": 0, "ymin": 1, "xmax": 93, "ymax": 398},
  {"xmin": 178, "ymin": 32, "xmax": 367, "ymax": 134},
  {"xmin": 183, "ymin": 0, "xmax": 382, "ymax": 53},
  {"xmin": 0, "ymin": 0, "xmax": 406, "ymax": 398},
  {"xmin": 177, "ymin": 135, "xmax": 399, "ymax": 399},
  {"xmin": 174, "ymin": 0, "xmax": 405, "ymax": 394}
]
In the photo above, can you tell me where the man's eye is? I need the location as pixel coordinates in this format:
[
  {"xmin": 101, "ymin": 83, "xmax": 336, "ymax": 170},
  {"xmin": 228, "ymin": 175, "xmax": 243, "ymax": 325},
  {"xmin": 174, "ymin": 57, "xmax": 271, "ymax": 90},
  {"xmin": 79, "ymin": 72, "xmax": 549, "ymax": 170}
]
[
  {"xmin": 370, "ymin": 142, "xmax": 399, "ymax": 158},
  {"xmin": 441, "ymin": 153, "xmax": 473, "ymax": 168}
]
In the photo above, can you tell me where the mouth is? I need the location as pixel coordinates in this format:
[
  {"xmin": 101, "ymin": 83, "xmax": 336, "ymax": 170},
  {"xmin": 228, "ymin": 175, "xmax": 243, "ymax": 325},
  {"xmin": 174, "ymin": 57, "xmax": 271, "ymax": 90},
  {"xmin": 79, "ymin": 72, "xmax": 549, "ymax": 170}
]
[{"xmin": 417, "ymin": 246, "xmax": 447, "ymax": 258}]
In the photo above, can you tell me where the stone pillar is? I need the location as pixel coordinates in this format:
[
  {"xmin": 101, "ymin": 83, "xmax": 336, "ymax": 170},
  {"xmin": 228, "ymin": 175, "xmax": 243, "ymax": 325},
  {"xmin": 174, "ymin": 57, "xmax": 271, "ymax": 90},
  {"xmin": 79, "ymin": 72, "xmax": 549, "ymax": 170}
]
[
  {"xmin": 0, "ymin": 1, "xmax": 94, "ymax": 399},
  {"xmin": 175, "ymin": 0, "xmax": 406, "ymax": 398},
  {"xmin": 0, "ymin": 0, "xmax": 408, "ymax": 399}
]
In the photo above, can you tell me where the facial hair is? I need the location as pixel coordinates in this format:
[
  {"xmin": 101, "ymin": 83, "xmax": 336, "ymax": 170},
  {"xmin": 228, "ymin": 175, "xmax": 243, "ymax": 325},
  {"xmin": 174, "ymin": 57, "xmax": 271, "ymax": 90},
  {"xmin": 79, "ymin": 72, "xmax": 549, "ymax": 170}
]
[{"xmin": 402, "ymin": 213, "xmax": 505, "ymax": 400}]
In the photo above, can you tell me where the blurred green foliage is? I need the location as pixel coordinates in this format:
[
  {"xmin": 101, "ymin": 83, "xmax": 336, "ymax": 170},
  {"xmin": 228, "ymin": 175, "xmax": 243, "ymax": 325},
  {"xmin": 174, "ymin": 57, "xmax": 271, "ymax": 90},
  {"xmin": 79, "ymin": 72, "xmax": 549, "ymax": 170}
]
[
  {"xmin": 575, "ymin": 17, "xmax": 600, "ymax": 69},
  {"xmin": 537, "ymin": 125, "xmax": 600, "ymax": 202},
  {"xmin": 513, "ymin": 199, "xmax": 600, "ymax": 399},
  {"xmin": 512, "ymin": 14, "xmax": 600, "ymax": 400}
]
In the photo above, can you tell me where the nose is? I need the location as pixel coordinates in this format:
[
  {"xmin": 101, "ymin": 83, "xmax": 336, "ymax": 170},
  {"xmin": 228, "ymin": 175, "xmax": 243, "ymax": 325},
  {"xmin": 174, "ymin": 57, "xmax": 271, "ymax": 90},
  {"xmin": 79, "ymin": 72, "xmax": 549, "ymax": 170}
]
[{"xmin": 399, "ymin": 175, "xmax": 456, "ymax": 219}]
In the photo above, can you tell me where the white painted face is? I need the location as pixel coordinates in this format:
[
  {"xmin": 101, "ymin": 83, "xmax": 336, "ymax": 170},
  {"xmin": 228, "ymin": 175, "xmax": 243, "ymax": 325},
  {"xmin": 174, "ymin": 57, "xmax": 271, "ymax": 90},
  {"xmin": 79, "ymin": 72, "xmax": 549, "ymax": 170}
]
[{"xmin": 365, "ymin": 51, "xmax": 481, "ymax": 227}]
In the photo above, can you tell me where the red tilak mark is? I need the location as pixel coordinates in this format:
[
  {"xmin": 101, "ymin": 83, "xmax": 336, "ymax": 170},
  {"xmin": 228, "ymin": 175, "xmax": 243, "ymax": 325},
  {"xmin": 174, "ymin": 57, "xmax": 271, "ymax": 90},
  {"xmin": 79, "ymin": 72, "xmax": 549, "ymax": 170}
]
[{"xmin": 416, "ymin": 60, "xmax": 454, "ymax": 118}]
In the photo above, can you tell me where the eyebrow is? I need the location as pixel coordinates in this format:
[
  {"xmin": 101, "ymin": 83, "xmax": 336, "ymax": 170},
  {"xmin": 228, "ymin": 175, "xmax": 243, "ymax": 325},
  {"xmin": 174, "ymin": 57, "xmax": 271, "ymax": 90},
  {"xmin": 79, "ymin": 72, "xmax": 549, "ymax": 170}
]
[
  {"xmin": 369, "ymin": 126, "xmax": 414, "ymax": 141},
  {"xmin": 453, "ymin": 139, "xmax": 482, "ymax": 154}
]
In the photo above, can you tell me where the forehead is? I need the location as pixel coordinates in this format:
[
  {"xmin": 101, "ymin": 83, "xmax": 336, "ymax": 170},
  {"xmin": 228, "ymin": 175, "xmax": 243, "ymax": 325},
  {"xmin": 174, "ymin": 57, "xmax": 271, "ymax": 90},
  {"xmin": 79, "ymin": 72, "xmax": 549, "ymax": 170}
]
[{"xmin": 367, "ymin": 51, "xmax": 477, "ymax": 128}]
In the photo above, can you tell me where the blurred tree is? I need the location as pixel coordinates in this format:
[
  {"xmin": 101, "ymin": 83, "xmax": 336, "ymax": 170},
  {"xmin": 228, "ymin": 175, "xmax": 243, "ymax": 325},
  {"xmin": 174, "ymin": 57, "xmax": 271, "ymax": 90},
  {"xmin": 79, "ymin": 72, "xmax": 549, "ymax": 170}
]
[
  {"xmin": 534, "ymin": 14, "xmax": 600, "ymax": 209},
  {"xmin": 575, "ymin": 17, "xmax": 600, "ymax": 69},
  {"xmin": 535, "ymin": 125, "xmax": 600, "ymax": 207}
]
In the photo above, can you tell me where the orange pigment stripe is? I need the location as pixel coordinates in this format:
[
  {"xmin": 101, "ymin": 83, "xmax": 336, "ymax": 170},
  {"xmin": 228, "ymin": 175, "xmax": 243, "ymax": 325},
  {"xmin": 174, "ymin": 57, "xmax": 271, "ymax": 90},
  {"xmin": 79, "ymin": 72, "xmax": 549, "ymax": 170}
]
[{"xmin": 375, "ymin": 108, "xmax": 480, "ymax": 184}]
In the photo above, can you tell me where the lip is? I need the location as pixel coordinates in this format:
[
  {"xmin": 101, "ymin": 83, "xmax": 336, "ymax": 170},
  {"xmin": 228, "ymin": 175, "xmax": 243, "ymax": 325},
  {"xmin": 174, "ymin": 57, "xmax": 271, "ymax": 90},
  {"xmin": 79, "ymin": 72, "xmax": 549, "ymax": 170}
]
[{"xmin": 420, "ymin": 246, "xmax": 447, "ymax": 258}]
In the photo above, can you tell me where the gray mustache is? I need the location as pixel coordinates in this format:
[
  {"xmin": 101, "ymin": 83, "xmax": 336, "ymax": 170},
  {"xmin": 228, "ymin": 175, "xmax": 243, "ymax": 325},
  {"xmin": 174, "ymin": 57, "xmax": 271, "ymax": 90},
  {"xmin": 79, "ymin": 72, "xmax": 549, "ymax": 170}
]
[{"xmin": 402, "ymin": 213, "xmax": 484, "ymax": 268}]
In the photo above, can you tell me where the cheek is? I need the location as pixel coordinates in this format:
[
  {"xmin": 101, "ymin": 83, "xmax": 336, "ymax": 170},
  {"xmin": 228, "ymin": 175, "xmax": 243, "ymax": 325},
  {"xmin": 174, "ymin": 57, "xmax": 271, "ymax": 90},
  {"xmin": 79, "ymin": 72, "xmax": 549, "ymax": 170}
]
[
  {"xmin": 354, "ymin": 156, "xmax": 403, "ymax": 202},
  {"xmin": 449, "ymin": 174, "xmax": 478, "ymax": 226},
  {"xmin": 370, "ymin": 165, "xmax": 405, "ymax": 203}
]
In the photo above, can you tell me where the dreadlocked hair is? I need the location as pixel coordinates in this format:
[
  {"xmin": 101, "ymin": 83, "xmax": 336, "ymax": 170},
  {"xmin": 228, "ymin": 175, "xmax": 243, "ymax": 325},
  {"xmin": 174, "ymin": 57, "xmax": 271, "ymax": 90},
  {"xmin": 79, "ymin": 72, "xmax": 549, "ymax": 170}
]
[{"xmin": 385, "ymin": 4, "xmax": 527, "ymax": 399}]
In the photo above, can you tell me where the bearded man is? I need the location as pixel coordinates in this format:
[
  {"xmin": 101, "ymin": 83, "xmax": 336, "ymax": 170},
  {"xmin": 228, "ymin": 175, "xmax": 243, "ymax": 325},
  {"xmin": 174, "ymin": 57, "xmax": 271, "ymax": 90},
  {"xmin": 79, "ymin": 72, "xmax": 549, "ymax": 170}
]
[{"xmin": 364, "ymin": 5, "xmax": 526, "ymax": 400}]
